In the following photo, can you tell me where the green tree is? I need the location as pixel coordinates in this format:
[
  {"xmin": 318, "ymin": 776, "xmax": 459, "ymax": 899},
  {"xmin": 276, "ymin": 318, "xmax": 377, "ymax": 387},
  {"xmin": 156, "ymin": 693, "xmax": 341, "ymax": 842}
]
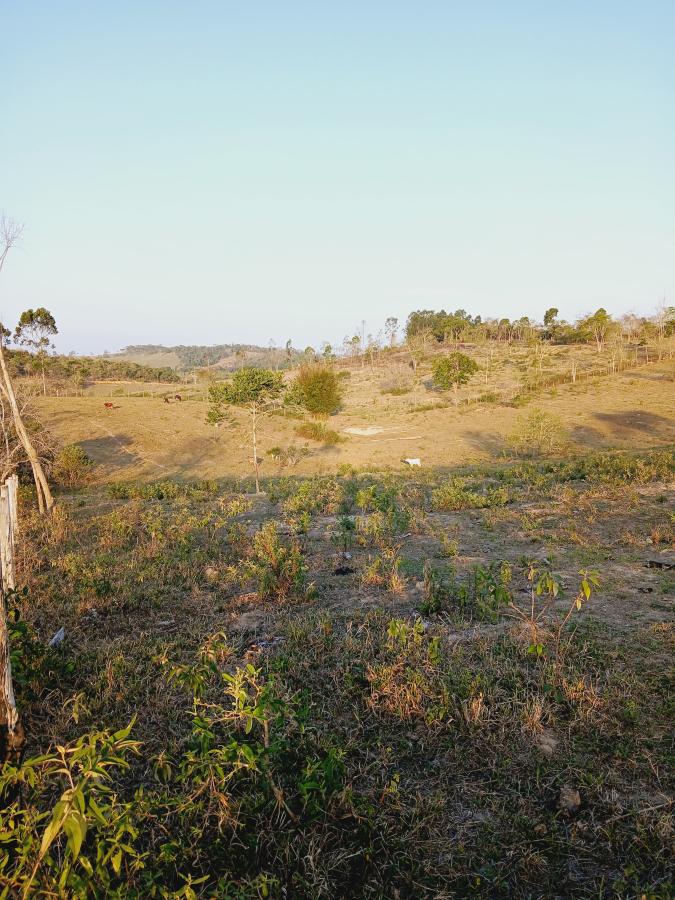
[
  {"xmin": 432, "ymin": 352, "xmax": 479, "ymax": 403},
  {"xmin": 578, "ymin": 308, "xmax": 614, "ymax": 352},
  {"xmin": 543, "ymin": 307, "xmax": 559, "ymax": 340},
  {"xmin": 0, "ymin": 220, "xmax": 54, "ymax": 514},
  {"xmin": 384, "ymin": 317, "xmax": 398, "ymax": 346},
  {"xmin": 207, "ymin": 367, "xmax": 284, "ymax": 493},
  {"xmin": 497, "ymin": 318, "xmax": 512, "ymax": 341},
  {"xmin": 14, "ymin": 307, "xmax": 58, "ymax": 395},
  {"xmin": 345, "ymin": 334, "xmax": 361, "ymax": 359}
]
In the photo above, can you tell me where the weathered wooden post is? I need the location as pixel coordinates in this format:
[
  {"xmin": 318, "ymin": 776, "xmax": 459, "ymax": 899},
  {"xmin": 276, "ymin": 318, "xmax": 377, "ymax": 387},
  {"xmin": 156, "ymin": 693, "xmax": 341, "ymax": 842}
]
[
  {"xmin": 7, "ymin": 474, "xmax": 18, "ymax": 539},
  {"xmin": 0, "ymin": 477, "xmax": 22, "ymax": 762},
  {"xmin": 0, "ymin": 485, "xmax": 15, "ymax": 592}
]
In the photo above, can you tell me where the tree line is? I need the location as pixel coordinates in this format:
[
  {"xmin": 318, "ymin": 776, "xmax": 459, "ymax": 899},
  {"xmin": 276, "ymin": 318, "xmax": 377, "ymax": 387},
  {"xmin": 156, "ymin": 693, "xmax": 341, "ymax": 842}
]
[
  {"xmin": 404, "ymin": 305, "xmax": 674, "ymax": 349},
  {"xmin": 8, "ymin": 350, "xmax": 180, "ymax": 386}
]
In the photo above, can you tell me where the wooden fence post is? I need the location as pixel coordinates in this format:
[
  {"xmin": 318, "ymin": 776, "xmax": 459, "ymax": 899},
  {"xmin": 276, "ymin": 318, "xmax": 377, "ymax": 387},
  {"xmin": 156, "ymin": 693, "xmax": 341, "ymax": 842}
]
[
  {"xmin": 7, "ymin": 474, "xmax": 18, "ymax": 539},
  {"xmin": 0, "ymin": 486, "xmax": 15, "ymax": 592},
  {"xmin": 0, "ymin": 477, "xmax": 22, "ymax": 761}
]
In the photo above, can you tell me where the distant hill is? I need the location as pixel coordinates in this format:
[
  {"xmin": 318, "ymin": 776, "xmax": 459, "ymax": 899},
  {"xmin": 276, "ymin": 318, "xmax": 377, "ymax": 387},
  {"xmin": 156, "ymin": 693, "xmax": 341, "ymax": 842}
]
[{"xmin": 109, "ymin": 343, "xmax": 303, "ymax": 372}]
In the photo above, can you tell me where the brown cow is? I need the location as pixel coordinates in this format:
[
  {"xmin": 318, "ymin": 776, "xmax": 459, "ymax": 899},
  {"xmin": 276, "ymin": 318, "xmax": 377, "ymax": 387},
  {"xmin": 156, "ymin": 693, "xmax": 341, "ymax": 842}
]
[
  {"xmin": 174, "ymin": 394, "xmax": 182, "ymax": 402},
  {"xmin": 164, "ymin": 397, "xmax": 171, "ymax": 404},
  {"xmin": 104, "ymin": 402, "xmax": 114, "ymax": 410}
]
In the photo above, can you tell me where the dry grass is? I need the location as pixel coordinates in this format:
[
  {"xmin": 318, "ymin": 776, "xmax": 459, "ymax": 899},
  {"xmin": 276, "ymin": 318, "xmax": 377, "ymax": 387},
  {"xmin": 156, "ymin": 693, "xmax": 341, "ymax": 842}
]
[
  {"xmin": 32, "ymin": 348, "xmax": 675, "ymax": 484},
  {"xmin": 3, "ymin": 345, "xmax": 674, "ymax": 897}
]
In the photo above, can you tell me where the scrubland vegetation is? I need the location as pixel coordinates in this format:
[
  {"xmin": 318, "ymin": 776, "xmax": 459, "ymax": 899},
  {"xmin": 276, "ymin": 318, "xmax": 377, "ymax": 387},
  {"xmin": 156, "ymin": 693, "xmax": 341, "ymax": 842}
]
[{"xmin": 0, "ymin": 297, "xmax": 673, "ymax": 897}]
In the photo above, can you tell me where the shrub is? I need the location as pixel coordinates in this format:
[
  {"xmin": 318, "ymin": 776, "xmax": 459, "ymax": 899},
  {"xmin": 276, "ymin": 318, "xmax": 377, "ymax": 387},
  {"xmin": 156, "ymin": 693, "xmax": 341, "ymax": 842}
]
[
  {"xmin": 0, "ymin": 722, "xmax": 142, "ymax": 895},
  {"xmin": 51, "ymin": 444, "xmax": 94, "ymax": 486},
  {"xmin": 108, "ymin": 479, "xmax": 218, "ymax": 500},
  {"xmin": 291, "ymin": 364, "xmax": 342, "ymax": 416},
  {"xmin": 266, "ymin": 444, "xmax": 310, "ymax": 467},
  {"xmin": 280, "ymin": 477, "xmax": 345, "ymax": 517},
  {"xmin": 507, "ymin": 409, "xmax": 567, "ymax": 457},
  {"xmin": 420, "ymin": 561, "xmax": 511, "ymax": 621},
  {"xmin": 381, "ymin": 385, "xmax": 411, "ymax": 396},
  {"xmin": 243, "ymin": 521, "xmax": 311, "ymax": 600},
  {"xmin": 562, "ymin": 449, "xmax": 674, "ymax": 484},
  {"xmin": 294, "ymin": 422, "xmax": 343, "ymax": 445},
  {"xmin": 431, "ymin": 480, "xmax": 508, "ymax": 511}
]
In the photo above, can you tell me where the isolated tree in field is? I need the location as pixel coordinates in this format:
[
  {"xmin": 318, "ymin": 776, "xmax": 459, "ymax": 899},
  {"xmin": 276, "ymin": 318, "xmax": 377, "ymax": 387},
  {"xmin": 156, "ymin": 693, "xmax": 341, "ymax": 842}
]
[
  {"xmin": 207, "ymin": 367, "xmax": 283, "ymax": 493},
  {"xmin": 578, "ymin": 308, "xmax": 613, "ymax": 353},
  {"xmin": 0, "ymin": 217, "xmax": 54, "ymax": 513},
  {"xmin": 432, "ymin": 352, "xmax": 479, "ymax": 403},
  {"xmin": 14, "ymin": 307, "xmax": 58, "ymax": 395},
  {"xmin": 543, "ymin": 307, "xmax": 559, "ymax": 340},
  {"xmin": 384, "ymin": 317, "xmax": 398, "ymax": 346}
]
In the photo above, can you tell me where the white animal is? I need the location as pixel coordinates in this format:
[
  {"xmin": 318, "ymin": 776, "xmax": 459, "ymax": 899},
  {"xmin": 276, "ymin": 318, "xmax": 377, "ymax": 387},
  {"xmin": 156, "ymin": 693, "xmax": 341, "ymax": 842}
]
[{"xmin": 402, "ymin": 458, "xmax": 421, "ymax": 467}]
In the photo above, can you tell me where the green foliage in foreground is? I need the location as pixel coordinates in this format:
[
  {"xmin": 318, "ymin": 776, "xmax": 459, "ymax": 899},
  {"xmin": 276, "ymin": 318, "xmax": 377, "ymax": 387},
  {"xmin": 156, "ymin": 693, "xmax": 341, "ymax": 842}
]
[
  {"xmin": 108, "ymin": 479, "xmax": 219, "ymax": 501},
  {"xmin": 494, "ymin": 447, "xmax": 675, "ymax": 487},
  {"xmin": 4, "ymin": 449, "xmax": 673, "ymax": 896},
  {"xmin": 3, "ymin": 603, "xmax": 672, "ymax": 897}
]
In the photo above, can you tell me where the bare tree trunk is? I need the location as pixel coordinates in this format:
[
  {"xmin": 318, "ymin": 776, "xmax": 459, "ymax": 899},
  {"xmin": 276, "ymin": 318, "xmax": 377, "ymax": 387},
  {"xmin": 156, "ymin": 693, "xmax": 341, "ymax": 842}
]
[{"xmin": 0, "ymin": 340, "xmax": 53, "ymax": 512}]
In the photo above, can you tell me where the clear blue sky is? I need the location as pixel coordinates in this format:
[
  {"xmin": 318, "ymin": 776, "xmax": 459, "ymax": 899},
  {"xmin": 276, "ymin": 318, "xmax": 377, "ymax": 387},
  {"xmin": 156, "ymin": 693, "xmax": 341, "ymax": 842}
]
[{"xmin": 2, "ymin": 1, "xmax": 674, "ymax": 354}]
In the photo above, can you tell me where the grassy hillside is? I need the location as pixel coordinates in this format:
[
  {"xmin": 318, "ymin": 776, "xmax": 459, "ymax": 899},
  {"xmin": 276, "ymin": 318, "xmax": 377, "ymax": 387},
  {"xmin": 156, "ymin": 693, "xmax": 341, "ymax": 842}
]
[
  {"xmin": 111, "ymin": 342, "xmax": 305, "ymax": 372},
  {"xmin": 34, "ymin": 343, "xmax": 675, "ymax": 483}
]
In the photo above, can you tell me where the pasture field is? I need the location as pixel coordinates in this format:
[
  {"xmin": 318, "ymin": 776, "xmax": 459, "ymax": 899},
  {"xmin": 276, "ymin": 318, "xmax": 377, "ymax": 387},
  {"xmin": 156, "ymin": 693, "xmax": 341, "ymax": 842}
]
[
  {"xmin": 33, "ymin": 345, "xmax": 675, "ymax": 483},
  {"xmin": 4, "ymin": 344, "xmax": 674, "ymax": 897}
]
